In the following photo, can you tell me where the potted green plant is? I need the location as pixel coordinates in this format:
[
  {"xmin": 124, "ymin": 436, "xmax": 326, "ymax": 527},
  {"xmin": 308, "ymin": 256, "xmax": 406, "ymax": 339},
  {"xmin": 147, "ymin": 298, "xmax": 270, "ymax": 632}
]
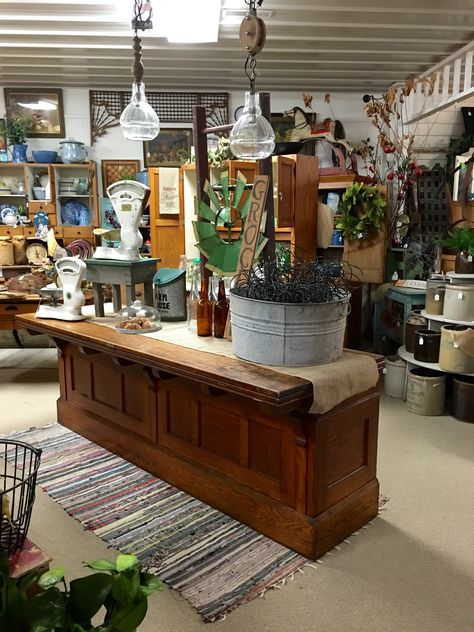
[
  {"xmin": 0, "ymin": 552, "xmax": 162, "ymax": 631},
  {"xmin": 440, "ymin": 226, "xmax": 474, "ymax": 274},
  {"xmin": 0, "ymin": 115, "xmax": 30, "ymax": 162},
  {"xmin": 335, "ymin": 181, "xmax": 387, "ymax": 240}
]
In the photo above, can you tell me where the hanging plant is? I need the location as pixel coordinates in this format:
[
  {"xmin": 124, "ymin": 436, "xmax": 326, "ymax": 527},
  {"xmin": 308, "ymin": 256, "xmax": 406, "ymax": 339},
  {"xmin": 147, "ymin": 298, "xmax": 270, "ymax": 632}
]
[{"xmin": 335, "ymin": 182, "xmax": 387, "ymax": 240}]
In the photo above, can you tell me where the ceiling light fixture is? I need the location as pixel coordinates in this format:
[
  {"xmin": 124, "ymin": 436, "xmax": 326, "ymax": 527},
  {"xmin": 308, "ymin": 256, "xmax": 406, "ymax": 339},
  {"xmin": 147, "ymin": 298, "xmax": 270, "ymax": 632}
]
[
  {"xmin": 120, "ymin": 0, "xmax": 160, "ymax": 141},
  {"xmin": 158, "ymin": 0, "xmax": 223, "ymax": 43},
  {"xmin": 229, "ymin": 0, "xmax": 275, "ymax": 160}
]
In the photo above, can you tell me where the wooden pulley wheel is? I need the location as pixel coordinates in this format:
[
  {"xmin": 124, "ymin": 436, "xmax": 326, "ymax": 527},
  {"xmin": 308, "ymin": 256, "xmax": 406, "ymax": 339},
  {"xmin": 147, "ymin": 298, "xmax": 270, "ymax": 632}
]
[{"xmin": 239, "ymin": 15, "xmax": 266, "ymax": 54}]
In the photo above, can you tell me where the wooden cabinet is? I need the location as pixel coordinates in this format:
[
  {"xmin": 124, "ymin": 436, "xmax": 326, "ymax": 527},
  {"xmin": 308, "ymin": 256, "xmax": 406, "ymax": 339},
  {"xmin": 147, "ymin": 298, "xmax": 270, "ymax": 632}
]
[
  {"xmin": 273, "ymin": 156, "xmax": 294, "ymax": 228},
  {"xmin": 318, "ymin": 175, "xmax": 387, "ymax": 283},
  {"xmin": 148, "ymin": 167, "xmax": 185, "ymax": 269},
  {"xmin": 0, "ymin": 161, "xmax": 99, "ymax": 281},
  {"xmin": 0, "ymin": 161, "xmax": 99, "ymax": 238}
]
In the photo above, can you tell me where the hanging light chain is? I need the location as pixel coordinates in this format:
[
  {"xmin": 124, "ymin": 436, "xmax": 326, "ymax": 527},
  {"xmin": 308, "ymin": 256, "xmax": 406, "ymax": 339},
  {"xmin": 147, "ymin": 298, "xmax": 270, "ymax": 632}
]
[
  {"xmin": 244, "ymin": 0, "xmax": 264, "ymax": 12},
  {"xmin": 132, "ymin": 36, "xmax": 144, "ymax": 85},
  {"xmin": 245, "ymin": 54, "xmax": 257, "ymax": 92}
]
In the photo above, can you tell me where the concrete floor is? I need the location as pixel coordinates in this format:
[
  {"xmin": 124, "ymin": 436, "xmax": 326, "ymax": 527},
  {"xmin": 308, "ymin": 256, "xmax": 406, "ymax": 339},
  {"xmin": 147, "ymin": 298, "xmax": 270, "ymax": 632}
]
[{"xmin": 1, "ymin": 349, "xmax": 473, "ymax": 632}]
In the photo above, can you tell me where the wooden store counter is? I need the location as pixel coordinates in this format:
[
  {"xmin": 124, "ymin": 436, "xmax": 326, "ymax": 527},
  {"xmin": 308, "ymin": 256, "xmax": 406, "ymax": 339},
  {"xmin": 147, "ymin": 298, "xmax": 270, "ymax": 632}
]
[{"xmin": 17, "ymin": 314, "xmax": 382, "ymax": 560}]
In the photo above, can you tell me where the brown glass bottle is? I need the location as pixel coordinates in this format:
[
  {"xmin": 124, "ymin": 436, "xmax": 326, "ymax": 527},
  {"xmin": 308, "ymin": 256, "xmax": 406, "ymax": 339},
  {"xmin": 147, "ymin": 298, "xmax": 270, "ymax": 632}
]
[
  {"xmin": 213, "ymin": 279, "xmax": 229, "ymax": 338},
  {"xmin": 197, "ymin": 276, "xmax": 212, "ymax": 336}
]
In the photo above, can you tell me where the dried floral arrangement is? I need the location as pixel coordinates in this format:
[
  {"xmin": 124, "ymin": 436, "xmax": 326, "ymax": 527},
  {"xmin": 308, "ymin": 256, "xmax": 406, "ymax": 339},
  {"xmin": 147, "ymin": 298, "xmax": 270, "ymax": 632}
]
[
  {"xmin": 233, "ymin": 258, "xmax": 356, "ymax": 304},
  {"xmin": 359, "ymin": 76, "xmax": 437, "ymax": 244}
]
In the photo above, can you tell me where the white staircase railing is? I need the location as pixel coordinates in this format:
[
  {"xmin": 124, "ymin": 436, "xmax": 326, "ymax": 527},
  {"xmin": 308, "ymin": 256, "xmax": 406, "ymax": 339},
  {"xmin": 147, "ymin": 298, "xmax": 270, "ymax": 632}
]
[{"xmin": 404, "ymin": 40, "xmax": 474, "ymax": 124}]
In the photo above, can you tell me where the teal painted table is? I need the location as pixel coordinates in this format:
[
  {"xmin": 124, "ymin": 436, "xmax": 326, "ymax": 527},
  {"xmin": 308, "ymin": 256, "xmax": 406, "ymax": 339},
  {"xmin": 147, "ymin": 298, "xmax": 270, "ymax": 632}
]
[
  {"xmin": 373, "ymin": 285, "xmax": 426, "ymax": 353},
  {"xmin": 85, "ymin": 258, "xmax": 160, "ymax": 316}
]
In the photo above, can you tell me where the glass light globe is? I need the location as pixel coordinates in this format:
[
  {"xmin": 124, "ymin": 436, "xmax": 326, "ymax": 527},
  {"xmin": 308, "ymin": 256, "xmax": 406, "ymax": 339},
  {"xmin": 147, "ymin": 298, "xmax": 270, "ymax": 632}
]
[
  {"xmin": 229, "ymin": 90, "xmax": 275, "ymax": 160},
  {"xmin": 120, "ymin": 82, "xmax": 160, "ymax": 141}
]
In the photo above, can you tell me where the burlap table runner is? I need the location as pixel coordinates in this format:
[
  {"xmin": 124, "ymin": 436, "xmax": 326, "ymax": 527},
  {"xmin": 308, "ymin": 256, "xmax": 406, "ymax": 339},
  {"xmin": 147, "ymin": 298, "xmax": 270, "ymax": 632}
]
[{"xmin": 91, "ymin": 317, "xmax": 379, "ymax": 414}]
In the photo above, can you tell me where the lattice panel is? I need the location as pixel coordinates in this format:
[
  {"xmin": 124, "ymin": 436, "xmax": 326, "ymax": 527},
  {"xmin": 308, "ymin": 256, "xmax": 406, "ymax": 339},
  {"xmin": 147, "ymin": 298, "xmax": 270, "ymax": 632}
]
[
  {"xmin": 417, "ymin": 167, "xmax": 449, "ymax": 239},
  {"xmin": 90, "ymin": 91, "xmax": 228, "ymax": 144}
]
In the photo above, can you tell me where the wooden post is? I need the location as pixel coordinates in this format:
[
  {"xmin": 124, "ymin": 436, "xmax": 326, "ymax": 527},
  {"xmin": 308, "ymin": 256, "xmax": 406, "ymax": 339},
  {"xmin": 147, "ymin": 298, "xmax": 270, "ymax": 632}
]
[{"xmin": 259, "ymin": 92, "xmax": 276, "ymax": 260}]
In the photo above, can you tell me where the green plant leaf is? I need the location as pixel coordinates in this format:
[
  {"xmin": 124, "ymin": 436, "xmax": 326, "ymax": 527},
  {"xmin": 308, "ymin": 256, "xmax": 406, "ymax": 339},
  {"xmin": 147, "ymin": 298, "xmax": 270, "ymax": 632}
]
[
  {"xmin": 68, "ymin": 573, "xmax": 114, "ymax": 623},
  {"xmin": 106, "ymin": 598, "xmax": 148, "ymax": 632},
  {"xmin": 38, "ymin": 565, "xmax": 66, "ymax": 589},
  {"xmin": 111, "ymin": 570, "xmax": 139, "ymax": 607},
  {"xmin": 138, "ymin": 573, "xmax": 163, "ymax": 597},
  {"xmin": 115, "ymin": 555, "xmax": 139, "ymax": 573},
  {"xmin": 86, "ymin": 559, "xmax": 117, "ymax": 572},
  {"xmin": 26, "ymin": 587, "xmax": 68, "ymax": 629}
]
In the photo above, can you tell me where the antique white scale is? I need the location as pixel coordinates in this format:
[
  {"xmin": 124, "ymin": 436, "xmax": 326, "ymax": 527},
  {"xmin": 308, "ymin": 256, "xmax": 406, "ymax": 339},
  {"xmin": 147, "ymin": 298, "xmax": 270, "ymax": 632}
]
[
  {"xmin": 93, "ymin": 180, "xmax": 151, "ymax": 261},
  {"xmin": 36, "ymin": 257, "xmax": 87, "ymax": 321}
]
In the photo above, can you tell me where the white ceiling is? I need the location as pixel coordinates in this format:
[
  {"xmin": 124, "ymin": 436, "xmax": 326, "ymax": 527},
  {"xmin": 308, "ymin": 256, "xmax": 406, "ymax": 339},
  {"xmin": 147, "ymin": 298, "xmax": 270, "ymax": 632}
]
[{"xmin": 1, "ymin": 0, "xmax": 474, "ymax": 92}]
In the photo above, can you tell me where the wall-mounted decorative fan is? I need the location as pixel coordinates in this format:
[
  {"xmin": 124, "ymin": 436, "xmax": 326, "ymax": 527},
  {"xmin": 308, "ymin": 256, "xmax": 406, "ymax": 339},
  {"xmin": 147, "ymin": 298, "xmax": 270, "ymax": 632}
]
[{"xmin": 193, "ymin": 172, "xmax": 267, "ymax": 275}]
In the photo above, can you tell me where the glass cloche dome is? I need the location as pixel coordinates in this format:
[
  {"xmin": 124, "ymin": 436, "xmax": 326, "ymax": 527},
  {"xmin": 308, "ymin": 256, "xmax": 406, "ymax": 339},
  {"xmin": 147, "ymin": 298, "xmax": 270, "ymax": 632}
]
[{"xmin": 115, "ymin": 300, "xmax": 161, "ymax": 334}]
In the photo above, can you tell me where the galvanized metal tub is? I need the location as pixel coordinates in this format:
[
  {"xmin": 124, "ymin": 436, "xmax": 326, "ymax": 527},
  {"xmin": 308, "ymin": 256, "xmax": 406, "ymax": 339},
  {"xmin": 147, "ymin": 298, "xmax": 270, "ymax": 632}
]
[{"xmin": 229, "ymin": 290, "xmax": 350, "ymax": 367}]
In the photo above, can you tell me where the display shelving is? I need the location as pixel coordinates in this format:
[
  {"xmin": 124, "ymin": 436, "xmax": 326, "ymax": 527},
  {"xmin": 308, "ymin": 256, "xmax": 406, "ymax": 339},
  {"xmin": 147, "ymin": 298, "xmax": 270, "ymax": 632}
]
[
  {"xmin": 420, "ymin": 309, "xmax": 474, "ymax": 327},
  {"xmin": 398, "ymin": 344, "xmax": 474, "ymax": 377}
]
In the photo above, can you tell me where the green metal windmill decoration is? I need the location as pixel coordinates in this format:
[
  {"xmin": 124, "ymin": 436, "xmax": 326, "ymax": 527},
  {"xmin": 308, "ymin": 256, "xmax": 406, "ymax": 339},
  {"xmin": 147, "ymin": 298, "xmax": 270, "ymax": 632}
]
[{"xmin": 193, "ymin": 171, "xmax": 268, "ymax": 275}]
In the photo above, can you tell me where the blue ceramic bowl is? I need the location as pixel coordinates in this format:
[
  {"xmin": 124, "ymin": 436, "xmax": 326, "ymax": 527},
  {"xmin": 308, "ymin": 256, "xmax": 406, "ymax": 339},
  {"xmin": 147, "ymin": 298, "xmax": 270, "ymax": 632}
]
[{"xmin": 32, "ymin": 150, "xmax": 58, "ymax": 164}]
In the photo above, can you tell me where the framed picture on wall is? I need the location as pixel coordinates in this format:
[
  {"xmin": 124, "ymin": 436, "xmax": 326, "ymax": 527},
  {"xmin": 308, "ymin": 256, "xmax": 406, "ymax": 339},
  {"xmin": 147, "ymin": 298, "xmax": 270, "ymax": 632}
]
[
  {"xmin": 144, "ymin": 128, "xmax": 192, "ymax": 167},
  {"xmin": 4, "ymin": 88, "xmax": 65, "ymax": 138},
  {"xmin": 101, "ymin": 159, "xmax": 141, "ymax": 196}
]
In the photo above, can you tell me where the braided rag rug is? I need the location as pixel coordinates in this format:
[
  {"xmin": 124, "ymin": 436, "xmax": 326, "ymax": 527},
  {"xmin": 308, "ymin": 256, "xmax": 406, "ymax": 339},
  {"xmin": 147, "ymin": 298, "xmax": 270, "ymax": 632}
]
[{"xmin": 9, "ymin": 424, "xmax": 388, "ymax": 622}]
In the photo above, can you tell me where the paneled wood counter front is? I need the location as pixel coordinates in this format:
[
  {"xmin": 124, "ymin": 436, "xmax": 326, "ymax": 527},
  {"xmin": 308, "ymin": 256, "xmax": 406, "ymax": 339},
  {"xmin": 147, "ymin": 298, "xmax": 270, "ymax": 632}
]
[{"xmin": 17, "ymin": 314, "xmax": 381, "ymax": 560}]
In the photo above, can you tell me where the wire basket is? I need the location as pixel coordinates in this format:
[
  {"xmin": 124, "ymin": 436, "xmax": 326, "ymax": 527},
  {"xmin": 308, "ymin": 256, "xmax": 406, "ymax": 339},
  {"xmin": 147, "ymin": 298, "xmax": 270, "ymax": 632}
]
[{"xmin": 1, "ymin": 440, "xmax": 42, "ymax": 556}]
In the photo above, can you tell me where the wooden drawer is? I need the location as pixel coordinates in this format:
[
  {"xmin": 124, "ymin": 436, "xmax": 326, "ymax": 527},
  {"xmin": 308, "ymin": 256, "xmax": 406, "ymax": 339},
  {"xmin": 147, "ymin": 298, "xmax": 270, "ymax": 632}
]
[
  {"xmin": 24, "ymin": 220, "xmax": 57, "ymax": 236},
  {"xmin": 53, "ymin": 226, "xmax": 63, "ymax": 238},
  {"xmin": 0, "ymin": 302, "xmax": 38, "ymax": 326},
  {"xmin": 62, "ymin": 226, "xmax": 94, "ymax": 240},
  {"xmin": 28, "ymin": 201, "xmax": 55, "ymax": 215},
  {"xmin": 0, "ymin": 226, "xmax": 24, "ymax": 237}
]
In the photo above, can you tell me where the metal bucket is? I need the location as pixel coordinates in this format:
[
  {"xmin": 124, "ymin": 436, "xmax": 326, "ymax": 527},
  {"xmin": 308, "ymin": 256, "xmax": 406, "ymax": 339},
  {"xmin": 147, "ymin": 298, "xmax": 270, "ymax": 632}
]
[
  {"xmin": 229, "ymin": 291, "xmax": 350, "ymax": 367},
  {"xmin": 1, "ymin": 440, "xmax": 42, "ymax": 555},
  {"xmin": 406, "ymin": 368, "xmax": 446, "ymax": 416},
  {"xmin": 153, "ymin": 268, "xmax": 187, "ymax": 321}
]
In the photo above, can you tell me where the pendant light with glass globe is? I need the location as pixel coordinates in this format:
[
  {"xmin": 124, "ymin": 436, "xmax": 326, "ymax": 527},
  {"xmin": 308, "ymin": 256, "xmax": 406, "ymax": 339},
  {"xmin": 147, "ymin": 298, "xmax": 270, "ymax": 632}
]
[
  {"xmin": 120, "ymin": 0, "xmax": 160, "ymax": 141},
  {"xmin": 229, "ymin": 0, "xmax": 275, "ymax": 160}
]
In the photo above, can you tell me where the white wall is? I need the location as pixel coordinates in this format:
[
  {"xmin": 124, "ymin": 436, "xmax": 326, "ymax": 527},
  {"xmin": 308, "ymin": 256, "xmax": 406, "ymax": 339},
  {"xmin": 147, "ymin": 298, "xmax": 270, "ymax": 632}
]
[{"xmin": 0, "ymin": 86, "xmax": 465, "ymax": 189}]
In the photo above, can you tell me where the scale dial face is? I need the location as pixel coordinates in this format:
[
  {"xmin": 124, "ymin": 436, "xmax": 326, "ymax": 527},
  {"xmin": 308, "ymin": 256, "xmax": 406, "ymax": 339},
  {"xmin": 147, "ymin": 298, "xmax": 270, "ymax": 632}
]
[{"xmin": 26, "ymin": 242, "xmax": 48, "ymax": 265}]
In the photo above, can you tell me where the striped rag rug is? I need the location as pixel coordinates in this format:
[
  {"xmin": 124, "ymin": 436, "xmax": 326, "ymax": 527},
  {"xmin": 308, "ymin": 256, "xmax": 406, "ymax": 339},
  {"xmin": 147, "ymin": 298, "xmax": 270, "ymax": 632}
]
[{"xmin": 8, "ymin": 424, "xmax": 388, "ymax": 622}]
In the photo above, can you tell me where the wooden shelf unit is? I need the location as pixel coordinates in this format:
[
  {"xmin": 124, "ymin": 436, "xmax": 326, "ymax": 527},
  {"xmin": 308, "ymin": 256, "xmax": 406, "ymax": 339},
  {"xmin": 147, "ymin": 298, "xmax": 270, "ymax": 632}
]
[{"xmin": 0, "ymin": 161, "xmax": 99, "ymax": 245}]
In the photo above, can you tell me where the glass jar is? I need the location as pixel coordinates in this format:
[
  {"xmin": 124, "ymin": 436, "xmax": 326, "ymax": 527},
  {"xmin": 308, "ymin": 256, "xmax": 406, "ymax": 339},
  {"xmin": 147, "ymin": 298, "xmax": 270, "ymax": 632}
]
[{"xmin": 115, "ymin": 300, "xmax": 161, "ymax": 334}]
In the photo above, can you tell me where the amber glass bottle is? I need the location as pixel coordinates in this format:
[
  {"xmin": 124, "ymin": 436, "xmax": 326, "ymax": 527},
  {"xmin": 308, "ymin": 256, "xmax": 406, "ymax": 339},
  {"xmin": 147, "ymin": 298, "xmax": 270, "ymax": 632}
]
[
  {"xmin": 197, "ymin": 276, "xmax": 212, "ymax": 336},
  {"xmin": 213, "ymin": 278, "xmax": 229, "ymax": 338}
]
